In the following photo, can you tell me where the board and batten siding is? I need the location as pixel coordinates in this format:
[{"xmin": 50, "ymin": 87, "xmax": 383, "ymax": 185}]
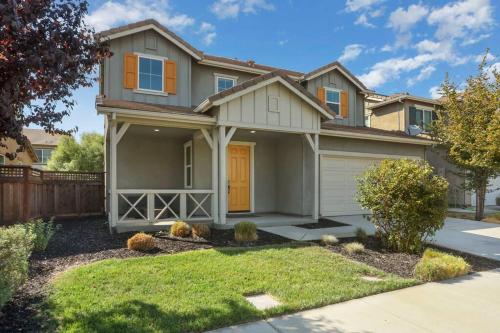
[
  {"xmin": 306, "ymin": 69, "xmax": 364, "ymax": 127},
  {"xmin": 104, "ymin": 29, "xmax": 192, "ymax": 107},
  {"xmin": 218, "ymin": 82, "xmax": 321, "ymax": 132}
]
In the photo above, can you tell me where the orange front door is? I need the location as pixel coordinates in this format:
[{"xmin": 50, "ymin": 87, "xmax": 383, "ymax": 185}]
[{"xmin": 227, "ymin": 145, "xmax": 251, "ymax": 212}]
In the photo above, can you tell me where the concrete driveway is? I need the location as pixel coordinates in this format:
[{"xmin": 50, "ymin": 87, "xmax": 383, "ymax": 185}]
[
  {"xmin": 432, "ymin": 217, "xmax": 500, "ymax": 261},
  {"xmin": 208, "ymin": 269, "xmax": 500, "ymax": 333}
]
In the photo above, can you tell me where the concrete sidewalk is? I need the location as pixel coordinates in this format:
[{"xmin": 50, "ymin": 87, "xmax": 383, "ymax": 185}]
[{"xmin": 208, "ymin": 269, "xmax": 500, "ymax": 333}]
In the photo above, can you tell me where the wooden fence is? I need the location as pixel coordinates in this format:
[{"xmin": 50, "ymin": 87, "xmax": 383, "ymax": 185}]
[{"xmin": 0, "ymin": 166, "xmax": 105, "ymax": 226}]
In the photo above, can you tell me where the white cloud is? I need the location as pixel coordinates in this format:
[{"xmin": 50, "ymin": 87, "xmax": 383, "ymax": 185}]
[
  {"xmin": 211, "ymin": 0, "xmax": 274, "ymax": 19},
  {"xmin": 86, "ymin": 0, "xmax": 195, "ymax": 32},
  {"xmin": 415, "ymin": 39, "xmax": 442, "ymax": 54},
  {"xmin": 427, "ymin": 0, "xmax": 494, "ymax": 40},
  {"xmin": 198, "ymin": 22, "xmax": 217, "ymax": 46},
  {"xmin": 407, "ymin": 65, "xmax": 436, "ymax": 86},
  {"xmin": 345, "ymin": 0, "xmax": 383, "ymax": 12},
  {"xmin": 355, "ymin": 14, "xmax": 375, "ymax": 28},
  {"xmin": 487, "ymin": 62, "xmax": 500, "ymax": 81},
  {"xmin": 339, "ymin": 44, "xmax": 364, "ymax": 63},
  {"xmin": 429, "ymin": 86, "xmax": 442, "ymax": 99},
  {"xmin": 462, "ymin": 33, "xmax": 491, "ymax": 46},
  {"xmin": 475, "ymin": 53, "xmax": 496, "ymax": 63},
  {"xmin": 388, "ymin": 4, "xmax": 428, "ymax": 32}
]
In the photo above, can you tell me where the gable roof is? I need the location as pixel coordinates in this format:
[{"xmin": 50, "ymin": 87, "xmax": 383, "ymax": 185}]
[
  {"xmin": 369, "ymin": 93, "xmax": 442, "ymax": 110},
  {"xmin": 23, "ymin": 128, "xmax": 66, "ymax": 147},
  {"xmin": 301, "ymin": 61, "xmax": 370, "ymax": 92},
  {"xmin": 194, "ymin": 70, "xmax": 335, "ymax": 119},
  {"xmin": 96, "ymin": 19, "xmax": 203, "ymax": 60}
]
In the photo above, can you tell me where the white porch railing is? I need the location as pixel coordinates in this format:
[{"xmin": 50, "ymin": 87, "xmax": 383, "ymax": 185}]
[{"xmin": 116, "ymin": 189, "xmax": 214, "ymax": 224}]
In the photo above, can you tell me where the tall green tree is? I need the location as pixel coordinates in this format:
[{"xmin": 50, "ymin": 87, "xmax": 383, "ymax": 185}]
[
  {"xmin": 47, "ymin": 133, "xmax": 104, "ymax": 172},
  {"xmin": 432, "ymin": 54, "xmax": 500, "ymax": 220}
]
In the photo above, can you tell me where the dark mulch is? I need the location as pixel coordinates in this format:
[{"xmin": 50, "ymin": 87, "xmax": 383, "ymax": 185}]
[
  {"xmin": 297, "ymin": 218, "xmax": 350, "ymax": 229},
  {"xmin": 326, "ymin": 237, "xmax": 500, "ymax": 279},
  {"xmin": 0, "ymin": 219, "xmax": 289, "ymax": 333}
]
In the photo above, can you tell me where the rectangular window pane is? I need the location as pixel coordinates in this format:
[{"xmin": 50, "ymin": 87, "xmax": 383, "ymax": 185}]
[
  {"xmin": 326, "ymin": 90, "xmax": 339, "ymax": 103},
  {"xmin": 35, "ymin": 149, "xmax": 43, "ymax": 162},
  {"xmin": 186, "ymin": 166, "xmax": 191, "ymax": 186},
  {"xmin": 139, "ymin": 57, "xmax": 150, "ymax": 74},
  {"xmin": 327, "ymin": 103, "xmax": 340, "ymax": 115},
  {"xmin": 150, "ymin": 59, "xmax": 162, "ymax": 75},
  {"xmin": 139, "ymin": 73, "xmax": 150, "ymax": 90},
  {"xmin": 0, "ymin": 155, "xmax": 4, "ymax": 165},
  {"xmin": 150, "ymin": 75, "xmax": 162, "ymax": 91},
  {"xmin": 217, "ymin": 77, "xmax": 234, "ymax": 93},
  {"xmin": 186, "ymin": 146, "xmax": 191, "ymax": 165},
  {"xmin": 423, "ymin": 111, "xmax": 432, "ymax": 131}
]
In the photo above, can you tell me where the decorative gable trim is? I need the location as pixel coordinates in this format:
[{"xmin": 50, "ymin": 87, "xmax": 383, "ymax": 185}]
[{"xmin": 301, "ymin": 61, "xmax": 370, "ymax": 92}]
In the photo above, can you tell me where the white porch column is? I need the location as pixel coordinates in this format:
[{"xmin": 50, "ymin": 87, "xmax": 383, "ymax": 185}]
[
  {"xmin": 313, "ymin": 133, "xmax": 319, "ymax": 220},
  {"xmin": 218, "ymin": 125, "xmax": 227, "ymax": 224},
  {"xmin": 109, "ymin": 117, "xmax": 118, "ymax": 231},
  {"xmin": 211, "ymin": 127, "xmax": 219, "ymax": 223}
]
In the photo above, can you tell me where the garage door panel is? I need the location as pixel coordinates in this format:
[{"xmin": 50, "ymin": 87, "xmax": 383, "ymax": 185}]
[{"xmin": 320, "ymin": 156, "xmax": 381, "ymax": 216}]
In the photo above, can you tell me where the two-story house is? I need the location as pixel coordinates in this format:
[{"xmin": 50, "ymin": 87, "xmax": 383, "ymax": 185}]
[
  {"xmin": 96, "ymin": 19, "xmax": 434, "ymax": 233},
  {"xmin": 367, "ymin": 93, "xmax": 471, "ymax": 207},
  {"xmin": 23, "ymin": 128, "xmax": 66, "ymax": 170}
]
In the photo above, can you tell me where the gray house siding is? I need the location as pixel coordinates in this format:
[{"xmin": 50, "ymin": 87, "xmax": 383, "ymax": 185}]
[
  {"xmin": 104, "ymin": 30, "xmax": 192, "ymax": 107},
  {"xmin": 191, "ymin": 62, "xmax": 257, "ymax": 106},
  {"xmin": 218, "ymin": 81, "xmax": 321, "ymax": 132},
  {"xmin": 305, "ymin": 69, "xmax": 364, "ymax": 127}
]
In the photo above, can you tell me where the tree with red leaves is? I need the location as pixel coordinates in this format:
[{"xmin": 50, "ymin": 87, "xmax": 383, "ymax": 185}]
[{"xmin": 0, "ymin": 0, "xmax": 110, "ymax": 158}]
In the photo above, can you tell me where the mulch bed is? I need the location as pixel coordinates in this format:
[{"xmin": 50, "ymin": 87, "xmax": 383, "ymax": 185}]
[
  {"xmin": 0, "ymin": 218, "xmax": 289, "ymax": 333},
  {"xmin": 296, "ymin": 218, "xmax": 350, "ymax": 229},
  {"xmin": 326, "ymin": 237, "xmax": 500, "ymax": 279}
]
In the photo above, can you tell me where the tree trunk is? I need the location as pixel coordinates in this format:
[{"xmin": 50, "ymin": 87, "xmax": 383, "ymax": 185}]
[{"xmin": 475, "ymin": 180, "xmax": 487, "ymax": 221}]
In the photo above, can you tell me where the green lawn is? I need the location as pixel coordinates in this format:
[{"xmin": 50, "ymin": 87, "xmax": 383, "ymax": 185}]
[{"xmin": 46, "ymin": 244, "xmax": 417, "ymax": 333}]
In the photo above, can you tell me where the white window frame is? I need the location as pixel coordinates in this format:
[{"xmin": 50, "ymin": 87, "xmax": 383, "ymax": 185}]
[
  {"xmin": 135, "ymin": 53, "xmax": 167, "ymax": 95},
  {"xmin": 184, "ymin": 140, "xmax": 193, "ymax": 189},
  {"xmin": 0, "ymin": 154, "xmax": 5, "ymax": 165},
  {"xmin": 34, "ymin": 148, "xmax": 53, "ymax": 165},
  {"xmin": 214, "ymin": 73, "xmax": 238, "ymax": 94},
  {"xmin": 409, "ymin": 105, "xmax": 435, "ymax": 133},
  {"xmin": 324, "ymin": 87, "xmax": 342, "ymax": 118}
]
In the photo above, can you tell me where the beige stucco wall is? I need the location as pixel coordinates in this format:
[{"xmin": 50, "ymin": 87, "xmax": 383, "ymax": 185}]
[
  {"xmin": 370, "ymin": 103, "xmax": 405, "ymax": 131},
  {"xmin": 218, "ymin": 81, "xmax": 321, "ymax": 132},
  {"xmin": 0, "ymin": 138, "xmax": 36, "ymax": 166}
]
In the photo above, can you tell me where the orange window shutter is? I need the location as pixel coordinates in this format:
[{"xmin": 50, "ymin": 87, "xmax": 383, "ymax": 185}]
[
  {"xmin": 164, "ymin": 60, "xmax": 176, "ymax": 94},
  {"xmin": 317, "ymin": 87, "xmax": 326, "ymax": 104},
  {"xmin": 123, "ymin": 53, "xmax": 138, "ymax": 89},
  {"xmin": 341, "ymin": 90, "xmax": 349, "ymax": 118}
]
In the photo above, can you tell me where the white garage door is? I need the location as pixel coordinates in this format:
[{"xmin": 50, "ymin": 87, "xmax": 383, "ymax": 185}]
[{"xmin": 320, "ymin": 155, "xmax": 382, "ymax": 216}]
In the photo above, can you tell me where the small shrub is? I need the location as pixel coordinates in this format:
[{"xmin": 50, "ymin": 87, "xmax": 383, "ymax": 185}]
[
  {"xmin": 355, "ymin": 228, "xmax": 368, "ymax": 243},
  {"xmin": 23, "ymin": 218, "xmax": 58, "ymax": 252},
  {"xmin": 343, "ymin": 242, "xmax": 365, "ymax": 255},
  {"xmin": 192, "ymin": 224, "xmax": 211, "ymax": 238},
  {"xmin": 357, "ymin": 159, "xmax": 448, "ymax": 253},
  {"xmin": 414, "ymin": 248, "xmax": 471, "ymax": 281},
  {"xmin": 127, "ymin": 233, "xmax": 155, "ymax": 251},
  {"xmin": 170, "ymin": 221, "xmax": 191, "ymax": 238},
  {"xmin": 234, "ymin": 222, "xmax": 258, "ymax": 242},
  {"xmin": 320, "ymin": 234, "xmax": 338, "ymax": 245},
  {"xmin": 483, "ymin": 212, "xmax": 500, "ymax": 223},
  {"xmin": 0, "ymin": 225, "xmax": 35, "ymax": 309}
]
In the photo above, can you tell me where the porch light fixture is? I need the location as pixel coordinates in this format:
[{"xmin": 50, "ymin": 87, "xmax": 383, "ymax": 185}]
[
  {"xmin": 154, "ymin": 129, "xmax": 160, "ymax": 132},
  {"xmin": 250, "ymin": 130, "xmax": 256, "ymax": 134}
]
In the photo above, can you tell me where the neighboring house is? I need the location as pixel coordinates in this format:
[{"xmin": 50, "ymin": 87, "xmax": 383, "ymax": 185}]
[
  {"xmin": 367, "ymin": 93, "xmax": 471, "ymax": 207},
  {"xmin": 0, "ymin": 138, "xmax": 38, "ymax": 166},
  {"xmin": 23, "ymin": 128, "xmax": 65, "ymax": 169},
  {"xmin": 96, "ymin": 19, "xmax": 434, "ymax": 232}
]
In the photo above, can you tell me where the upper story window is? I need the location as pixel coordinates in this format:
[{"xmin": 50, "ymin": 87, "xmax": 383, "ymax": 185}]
[
  {"xmin": 409, "ymin": 106, "xmax": 437, "ymax": 132},
  {"xmin": 0, "ymin": 154, "xmax": 4, "ymax": 165},
  {"xmin": 35, "ymin": 148, "xmax": 53, "ymax": 164},
  {"xmin": 138, "ymin": 56, "xmax": 163, "ymax": 92},
  {"xmin": 215, "ymin": 74, "xmax": 237, "ymax": 93},
  {"xmin": 325, "ymin": 88, "xmax": 341, "ymax": 116}
]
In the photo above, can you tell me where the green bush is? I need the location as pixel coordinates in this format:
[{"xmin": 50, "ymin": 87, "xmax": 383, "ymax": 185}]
[
  {"xmin": 414, "ymin": 248, "xmax": 471, "ymax": 281},
  {"xmin": 343, "ymin": 242, "xmax": 365, "ymax": 254},
  {"xmin": 0, "ymin": 225, "xmax": 35, "ymax": 309},
  {"xmin": 24, "ymin": 218, "xmax": 58, "ymax": 252},
  {"xmin": 234, "ymin": 222, "xmax": 258, "ymax": 242},
  {"xmin": 357, "ymin": 159, "xmax": 448, "ymax": 253},
  {"xmin": 355, "ymin": 228, "xmax": 368, "ymax": 243}
]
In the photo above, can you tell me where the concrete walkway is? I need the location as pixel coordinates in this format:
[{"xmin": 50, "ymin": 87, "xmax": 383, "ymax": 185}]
[{"xmin": 208, "ymin": 269, "xmax": 500, "ymax": 333}]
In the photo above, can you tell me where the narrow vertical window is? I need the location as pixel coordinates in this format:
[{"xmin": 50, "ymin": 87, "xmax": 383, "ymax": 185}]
[
  {"xmin": 325, "ymin": 88, "xmax": 341, "ymax": 116},
  {"xmin": 0, "ymin": 154, "xmax": 5, "ymax": 165},
  {"xmin": 184, "ymin": 141, "xmax": 193, "ymax": 188}
]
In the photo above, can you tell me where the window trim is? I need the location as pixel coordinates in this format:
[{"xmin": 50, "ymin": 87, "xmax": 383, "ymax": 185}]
[
  {"xmin": 409, "ymin": 105, "xmax": 436, "ymax": 133},
  {"xmin": 135, "ymin": 53, "xmax": 167, "ymax": 94},
  {"xmin": 214, "ymin": 74, "xmax": 237, "ymax": 94},
  {"xmin": 34, "ymin": 148, "xmax": 53, "ymax": 165},
  {"xmin": 324, "ymin": 87, "xmax": 342, "ymax": 118},
  {"xmin": 184, "ymin": 140, "xmax": 193, "ymax": 189}
]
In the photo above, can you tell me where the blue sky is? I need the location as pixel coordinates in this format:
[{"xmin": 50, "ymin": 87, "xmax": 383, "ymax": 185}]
[{"xmin": 58, "ymin": 0, "xmax": 499, "ymax": 136}]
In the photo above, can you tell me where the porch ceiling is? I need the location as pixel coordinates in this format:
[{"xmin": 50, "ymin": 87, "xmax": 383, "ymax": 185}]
[{"xmin": 125, "ymin": 124, "xmax": 196, "ymax": 140}]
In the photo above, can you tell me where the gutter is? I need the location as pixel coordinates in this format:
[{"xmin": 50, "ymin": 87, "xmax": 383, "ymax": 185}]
[
  {"xmin": 97, "ymin": 106, "xmax": 216, "ymax": 125},
  {"xmin": 320, "ymin": 129, "xmax": 435, "ymax": 146}
]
